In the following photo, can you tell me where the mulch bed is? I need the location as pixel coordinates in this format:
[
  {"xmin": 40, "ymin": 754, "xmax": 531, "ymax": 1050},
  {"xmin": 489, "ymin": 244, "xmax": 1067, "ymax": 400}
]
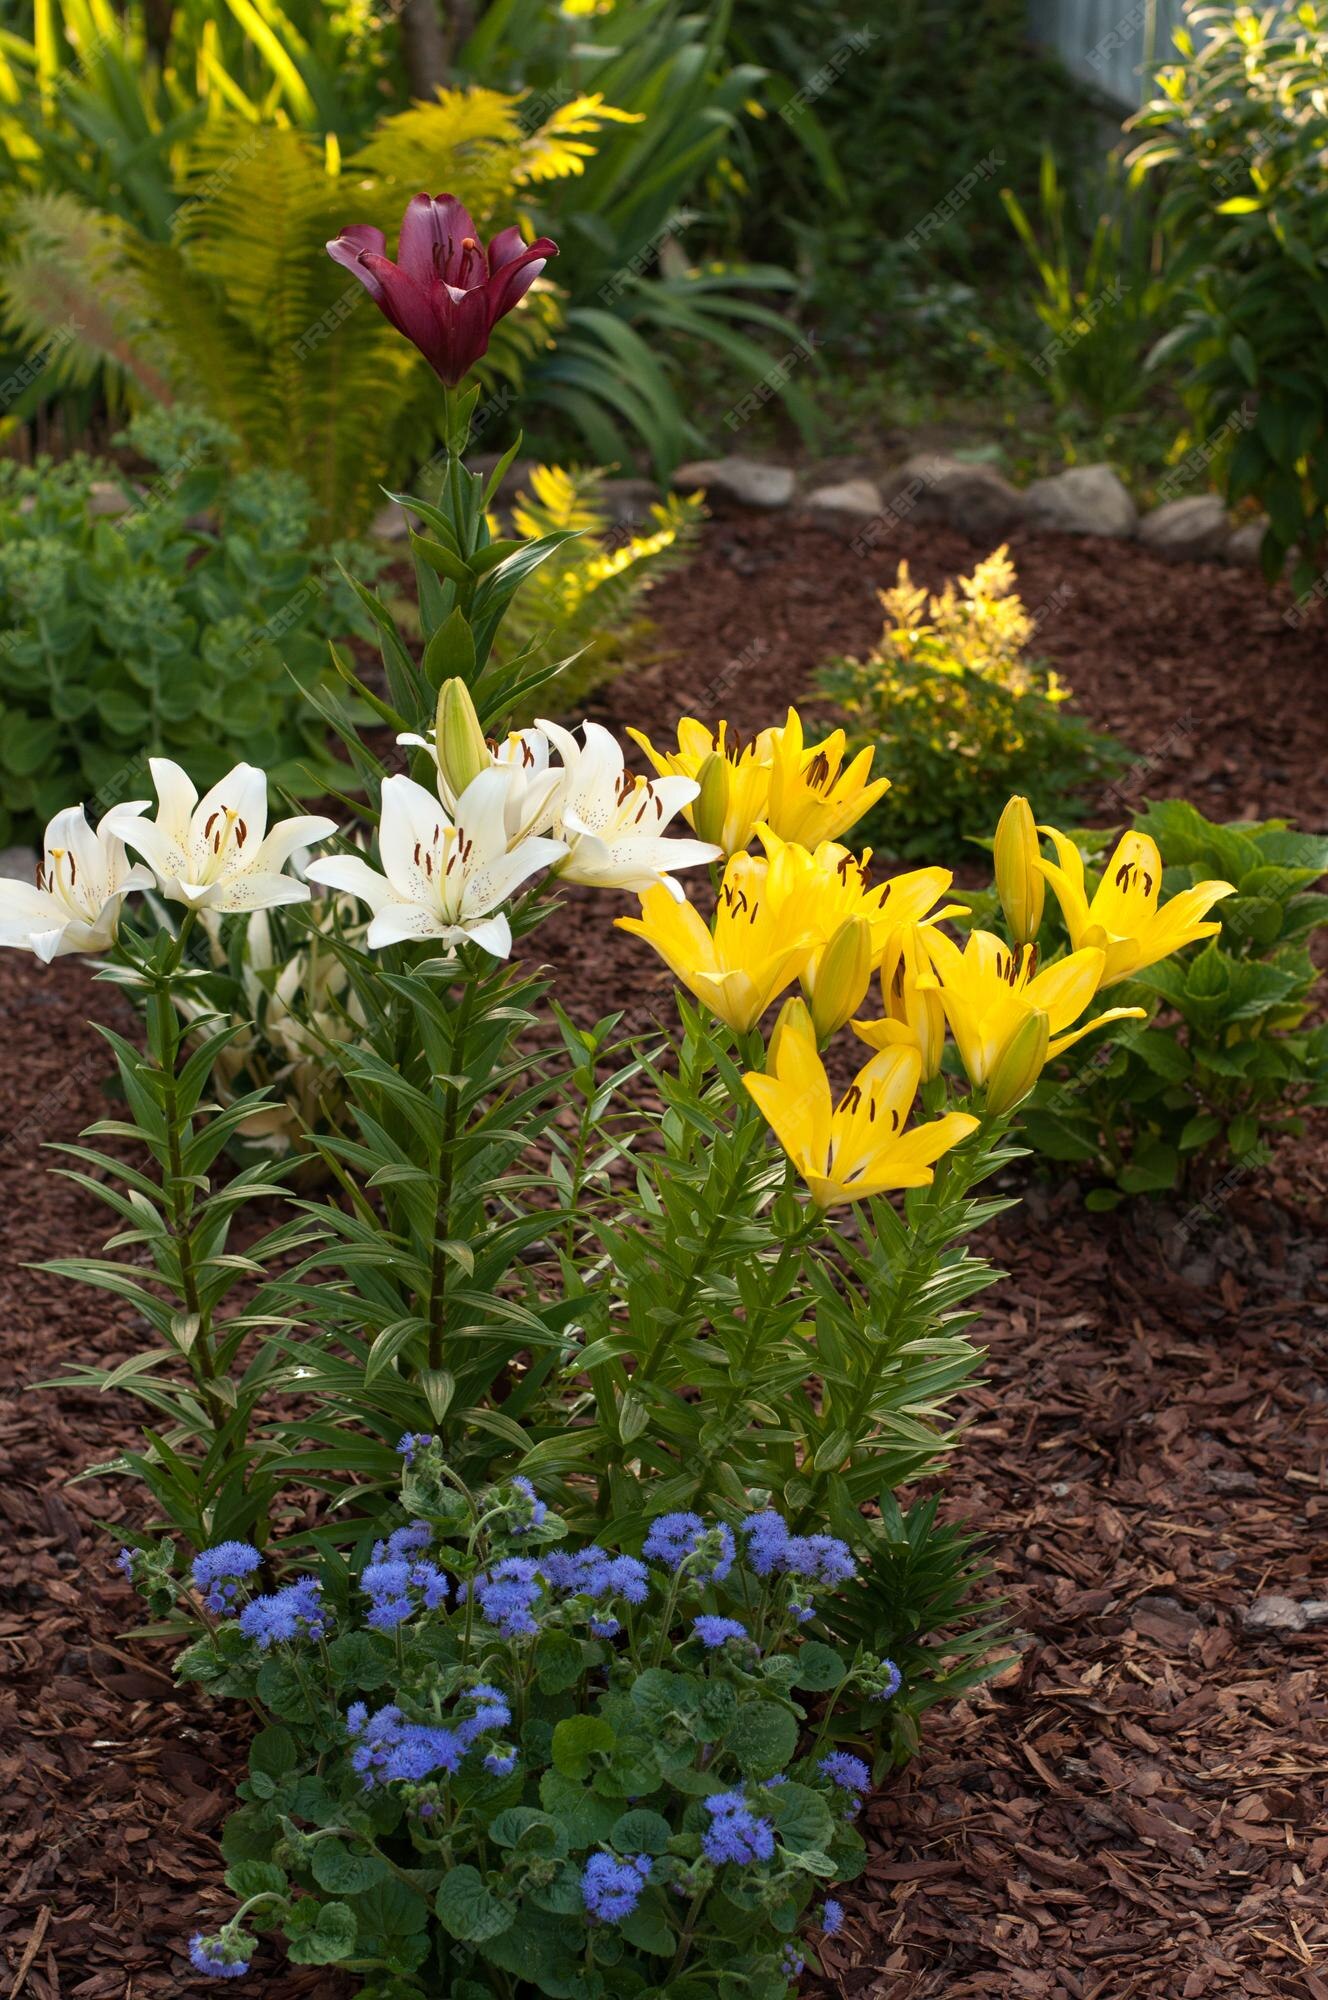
[{"xmin": 3, "ymin": 508, "xmax": 1325, "ymax": 1999}]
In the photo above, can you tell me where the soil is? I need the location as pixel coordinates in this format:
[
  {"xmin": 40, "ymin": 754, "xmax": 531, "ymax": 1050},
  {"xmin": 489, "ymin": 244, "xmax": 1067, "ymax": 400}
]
[{"xmin": 3, "ymin": 507, "xmax": 1326, "ymax": 1999}]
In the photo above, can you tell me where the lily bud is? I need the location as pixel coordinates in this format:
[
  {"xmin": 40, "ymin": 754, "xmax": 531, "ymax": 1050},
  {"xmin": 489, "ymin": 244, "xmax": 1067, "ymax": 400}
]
[
  {"xmin": 766, "ymin": 994, "xmax": 816, "ymax": 1072},
  {"xmin": 434, "ymin": 677, "xmax": 490, "ymax": 800},
  {"xmin": 691, "ymin": 751, "xmax": 731, "ymax": 848},
  {"xmin": 986, "ymin": 1006, "xmax": 1050, "ymax": 1115},
  {"xmin": 993, "ymin": 795, "xmax": 1044, "ymax": 946},
  {"xmin": 881, "ymin": 923, "xmax": 945, "ymax": 1080},
  {"xmin": 803, "ymin": 916, "xmax": 873, "ymax": 1041}
]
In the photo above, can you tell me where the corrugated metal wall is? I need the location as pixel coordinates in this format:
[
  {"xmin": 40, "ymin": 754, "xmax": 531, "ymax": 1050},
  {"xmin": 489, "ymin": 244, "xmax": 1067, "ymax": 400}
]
[{"xmin": 1027, "ymin": 0, "xmax": 1189, "ymax": 110}]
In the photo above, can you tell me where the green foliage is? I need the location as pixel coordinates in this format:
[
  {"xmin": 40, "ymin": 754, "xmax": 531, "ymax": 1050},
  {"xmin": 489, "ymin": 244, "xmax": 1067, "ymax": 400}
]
[
  {"xmin": 819, "ymin": 546, "xmax": 1126, "ymax": 860},
  {"xmin": 126, "ymin": 1463, "xmax": 899, "ymax": 1995},
  {"xmin": 0, "ymin": 405, "xmax": 374, "ymax": 843},
  {"xmin": 1129, "ymin": 2, "xmax": 1328, "ymax": 583},
  {"xmin": 999, "ymin": 149, "xmax": 1175, "ymax": 432},
  {"xmin": 1025, "ymin": 802, "xmax": 1328, "ymax": 1206}
]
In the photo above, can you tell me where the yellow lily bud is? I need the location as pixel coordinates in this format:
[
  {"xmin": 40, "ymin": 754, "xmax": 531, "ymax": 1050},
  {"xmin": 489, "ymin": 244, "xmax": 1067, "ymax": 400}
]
[
  {"xmin": 434, "ymin": 677, "xmax": 490, "ymax": 800},
  {"xmin": 767, "ymin": 994, "xmax": 815, "ymax": 1072},
  {"xmin": 803, "ymin": 916, "xmax": 873, "ymax": 1041},
  {"xmin": 986, "ymin": 1006, "xmax": 1050, "ymax": 1115},
  {"xmin": 993, "ymin": 795, "xmax": 1044, "ymax": 946},
  {"xmin": 880, "ymin": 923, "xmax": 946, "ymax": 1080},
  {"xmin": 691, "ymin": 751, "xmax": 731, "ymax": 848}
]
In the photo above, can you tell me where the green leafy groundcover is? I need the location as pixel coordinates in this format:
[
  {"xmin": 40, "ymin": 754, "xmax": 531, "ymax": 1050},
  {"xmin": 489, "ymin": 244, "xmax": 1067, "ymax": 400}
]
[
  {"xmin": 124, "ymin": 1452, "xmax": 903, "ymax": 1996},
  {"xmin": 0, "ymin": 406, "xmax": 375, "ymax": 844}
]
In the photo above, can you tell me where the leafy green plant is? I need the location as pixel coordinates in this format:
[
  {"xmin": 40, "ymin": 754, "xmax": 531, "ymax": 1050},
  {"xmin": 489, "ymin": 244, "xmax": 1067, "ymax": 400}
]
[
  {"xmin": 0, "ymin": 404, "xmax": 374, "ymax": 843},
  {"xmin": 819, "ymin": 546, "xmax": 1126, "ymax": 859},
  {"xmin": 1129, "ymin": 2, "xmax": 1328, "ymax": 584},
  {"xmin": 122, "ymin": 1460, "xmax": 900, "ymax": 1995},
  {"xmin": 1024, "ymin": 801, "xmax": 1328, "ymax": 1206},
  {"xmin": 999, "ymin": 148, "xmax": 1175, "ymax": 435}
]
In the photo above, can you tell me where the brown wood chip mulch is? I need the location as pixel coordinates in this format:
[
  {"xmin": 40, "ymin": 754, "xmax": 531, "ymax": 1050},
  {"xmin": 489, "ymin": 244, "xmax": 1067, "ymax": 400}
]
[{"xmin": 2, "ymin": 509, "xmax": 1325, "ymax": 1998}]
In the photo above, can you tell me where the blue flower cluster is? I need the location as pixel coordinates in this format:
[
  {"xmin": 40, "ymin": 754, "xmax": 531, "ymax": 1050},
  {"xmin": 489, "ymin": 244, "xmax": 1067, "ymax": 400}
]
[
  {"xmin": 541, "ymin": 1545, "xmax": 649, "ymax": 1639},
  {"xmin": 188, "ymin": 1931, "xmax": 250, "ymax": 1979},
  {"xmin": 872, "ymin": 1656, "xmax": 903, "ymax": 1702},
  {"xmin": 346, "ymin": 1682, "xmax": 513, "ymax": 1789},
  {"xmin": 371, "ymin": 1519, "xmax": 434, "ymax": 1562},
  {"xmin": 643, "ymin": 1512, "xmax": 736, "ymax": 1581},
  {"xmin": 818, "ymin": 1751, "xmax": 870, "ymax": 1815},
  {"xmin": 191, "ymin": 1541, "xmax": 261, "ymax": 1616},
  {"xmin": 361, "ymin": 1553, "xmax": 450, "ymax": 1631},
  {"xmin": 507, "ymin": 1474, "xmax": 548, "ymax": 1534},
  {"xmin": 580, "ymin": 1851, "xmax": 652, "ymax": 1922},
  {"xmin": 701, "ymin": 1791, "xmax": 776, "ymax": 1865},
  {"xmin": 693, "ymin": 1614, "xmax": 749, "ymax": 1650},
  {"xmin": 822, "ymin": 1897, "xmax": 845, "ymax": 1936},
  {"xmin": 740, "ymin": 1512, "xmax": 855, "ymax": 1587},
  {"xmin": 396, "ymin": 1431, "xmax": 436, "ymax": 1466},
  {"xmin": 237, "ymin": 1575, "xmax": 328, "ymax": 1650},
  {"xmin": 465, "ymin": 1555, "xmax": 544, "ymax": 1638}
]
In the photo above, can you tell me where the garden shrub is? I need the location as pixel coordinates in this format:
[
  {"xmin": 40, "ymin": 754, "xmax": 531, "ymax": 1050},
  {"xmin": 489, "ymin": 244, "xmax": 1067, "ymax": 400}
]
[
  {"xmin": 1023, "ymin": 801, "xmax": 1328, "ymax": 1207},
  {"xmin": 819, "ymin": 546, "xmax": 1126, "ymax": 859},
  {"xmin": 124, "ymin": 1457, "xmax": 894, "ymax": 1994},
  {"xmin": 1130, "ymin": 3, "xmax": 1328, "ymax": 585},
  {"xmin": 0, "ymin": 405, "xmax": 373, "ymax": 845}
]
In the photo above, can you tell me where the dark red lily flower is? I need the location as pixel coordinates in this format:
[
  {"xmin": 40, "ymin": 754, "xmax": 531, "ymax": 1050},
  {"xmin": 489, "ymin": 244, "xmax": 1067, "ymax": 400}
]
[{"xmin": 327, "ymin": 192, "xmax": 558, "ymax": 388}]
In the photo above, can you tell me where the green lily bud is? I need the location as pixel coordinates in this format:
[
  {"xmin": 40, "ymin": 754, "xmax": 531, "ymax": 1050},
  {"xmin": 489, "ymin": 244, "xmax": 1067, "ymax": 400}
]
[
  {"xmin": 986, "ymin": 1006, "xmax": 1050, "ymax": 1115},
  {"xmin": 804, "ymin": 916, "xmax": 873, "ymax": 1042},
  {"xmin": 993, "ymin": 794, "xmax": 1044, "ymax": 946},
  {"xmin": 434, "ymin": 676, "xmax": 490, "ymax": 800},
  {"xmin": 691, "ymin": 751, "xmax": 730, "ymax": 847}
]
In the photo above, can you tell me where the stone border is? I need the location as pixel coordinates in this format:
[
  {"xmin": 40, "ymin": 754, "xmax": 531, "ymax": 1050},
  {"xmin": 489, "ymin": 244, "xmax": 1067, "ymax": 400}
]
[{"xmin": 669, "ymin": 452, "xmax": 1266, "ymax": 568}]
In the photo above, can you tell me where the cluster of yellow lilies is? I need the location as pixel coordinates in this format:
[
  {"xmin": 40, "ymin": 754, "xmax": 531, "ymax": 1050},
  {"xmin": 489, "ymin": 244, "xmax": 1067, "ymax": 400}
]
[{"xmin": 623, "ymin": 711, "xmax": 1236, "ymax": 1209}]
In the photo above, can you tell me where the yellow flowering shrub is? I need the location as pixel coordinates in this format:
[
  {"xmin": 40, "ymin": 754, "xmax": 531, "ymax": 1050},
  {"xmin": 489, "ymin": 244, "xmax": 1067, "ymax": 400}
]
[{"xmin": 820, "ymin": 546, "xmax": 1126, "ymax": 857}]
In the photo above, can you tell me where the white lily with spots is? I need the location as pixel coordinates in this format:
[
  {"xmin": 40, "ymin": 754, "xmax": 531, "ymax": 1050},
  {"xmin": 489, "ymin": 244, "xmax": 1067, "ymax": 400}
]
[
  {"xmin": 306, "ymin": 767, "xmax": 566, "ymax": 957},
  {"xmin": 535, "ymin": 718, "xmax": 721, "ymax": 897},
  {"xmin": 109, "ymin": 759, "xmax": 338, "ymax": 914},
  {"xmin": 0, "ymin": 802, "xmax": 154, "ymax": 961}
]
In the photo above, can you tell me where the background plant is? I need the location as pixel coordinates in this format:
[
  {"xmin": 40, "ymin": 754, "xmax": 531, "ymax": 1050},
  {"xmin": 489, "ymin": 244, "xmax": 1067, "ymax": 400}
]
[
  {"xmin": 1129, "ymin": 1, "xmax": 1328, "ymax": 584},
  {"xmin": 1023, "ymin": 801, "xmax": 1328, "ymax": 1207},
  {"xmin": 0, "ymin": 403, "xmax": 374, "ymax": 843},
  {"xmin": 819, "ymin": 546, "xmax": 1127, "ymax": 861}
]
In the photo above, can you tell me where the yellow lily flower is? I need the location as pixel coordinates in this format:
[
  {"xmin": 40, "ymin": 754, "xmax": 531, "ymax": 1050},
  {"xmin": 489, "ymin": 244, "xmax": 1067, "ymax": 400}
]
[
  {"xmin": 993, "ymin": 794, "xmax": 1044, "ymax": 946},
  {"xmin": 1037, "ymin": 827, "xmax": 1236, "ymax": 989},
  {"xmin": 627, "ymin": 717, "xmax": 773, "ymax": 856},
  {"xmin": 615, "ymin": 852, "xmax": 815, "ymax": 1033},
  {"xmin": 853, "ymin": 922, "xmax": 947, "ymax": 1079},
  {"xmin": 743, "ymin": 998, "xmax": 979, "ymax": 1207},
  {"xmin": 757, "ymin": 830, "xmax": 957, "ymax": 1041},
  {"xmin": 762, "ymin": 707, "xmax": 891, "ymax": 847},
  {"xmin": 920, "ymin": 927, "xmax": 1145, "ymax": 1091}
]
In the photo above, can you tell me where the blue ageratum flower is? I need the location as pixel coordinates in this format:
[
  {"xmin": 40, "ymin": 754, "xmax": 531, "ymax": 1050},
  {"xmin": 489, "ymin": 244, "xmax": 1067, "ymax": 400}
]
[
  {"xmin": 693, "ymin": 1614, "xmax": 749, "ymax": 1649},
  {"xmin": 397, "ymin": 1431, "xmax": 436, "ymax": 1466},
  {"xmin": 187, "ymin": 1931, "xmax": 250, "ymax": 1980},
  {"xmin": 191, "ymin": 1541, "xmax": 261, "ymax": 1615},
  {"xmin": 468, "ymin": 1556, "xmax": 543, "ymax": 1637},
  {"xmin": 360, "ymin": 1554, "xmax": 450, "ymax": 1630},
  {"xmin": 822, "ymin": 1897, "xmax": 845, "ymax": 1936},
  {"xmin": 643, "ymin": 1512, "xmax": 735, "ymax": 1582},
  {"xmin": 581, "ymin": 1851, "xmax": 652, "ymax": 1922},
  {"xmin": 781, "ymin": 1941, "xmax": 806, "ymax": 1978},
  {"xmin": 236, "ymin": 1575, "xmax": 328, "ymax": 1649},
  {"xmin": 507, "ymin": 1474, "xmax": 548, "ymax": 1534},
  {"xmin": 541, "ymin": 1546, "xmax": 649, "ymax": 1626},
  {"xmin": 701, "ymin": 1791, "xmax": 776, "ymax": 1866},
  {"xmin": 872, "ymin": 1657, "xmax": 903, "ymax": 1701},
  {"xmin": 739, "ymin": 1509, "xmax": 789, "ymax": 1577},
  {"xmin": 818, "ymin": 1750, "xmax": 870, "ymax": 1815},
  {"xmin": 347, "ymin": 1703, "xmax": 466, "ymax": 1787},
  {"xmin": 371, "ymin": 1519, "xmax": 433, "ymax": 1563}
]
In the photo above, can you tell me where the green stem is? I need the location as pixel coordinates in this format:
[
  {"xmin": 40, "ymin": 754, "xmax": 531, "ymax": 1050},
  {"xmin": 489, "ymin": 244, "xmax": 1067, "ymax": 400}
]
[
  {"xmin": 635, "ymin": 1108, "xmax": 763, "ymax": 1389},
  {"xmin": 427, "ymin": 973, "xmax": 478, "ymax": 1375}
]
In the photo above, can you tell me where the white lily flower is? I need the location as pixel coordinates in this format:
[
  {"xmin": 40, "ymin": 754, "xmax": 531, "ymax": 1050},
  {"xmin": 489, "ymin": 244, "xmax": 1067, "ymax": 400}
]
[
  {"xmin": 396, "ymin": 725, "xmax": 561, "ymax": 846},
  {"xmin": 535, "ymin": 718, "xmax": 721, "ymax": 900},
  {"xmin": 0, "ymin": 802, "xmax": 154, "ymax": 962},
  {"xmin": 109, "ymin": 758, "xmax": 338, "ymax": 914},
  {"xmin": 305, "ymin": 767, "xmax": 566, "ymax": 958}
]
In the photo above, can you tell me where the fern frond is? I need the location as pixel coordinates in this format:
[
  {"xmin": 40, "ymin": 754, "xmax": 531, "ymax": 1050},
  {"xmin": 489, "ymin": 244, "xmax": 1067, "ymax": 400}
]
[{"xmin": 515, "ymin": 93, "xmax": 644, "ymax": 186}]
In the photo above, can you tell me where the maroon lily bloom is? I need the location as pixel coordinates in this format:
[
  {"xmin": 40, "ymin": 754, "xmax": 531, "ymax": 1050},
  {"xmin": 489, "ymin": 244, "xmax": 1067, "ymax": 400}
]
[{"xmin": 327, "ymin": 193, "xmax": 558, "ymax": 388}]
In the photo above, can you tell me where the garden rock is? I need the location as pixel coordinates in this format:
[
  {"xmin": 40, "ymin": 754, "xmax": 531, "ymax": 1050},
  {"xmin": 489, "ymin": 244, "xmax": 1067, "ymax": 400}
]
[
  {"xmin": 1225, "ymin": 519, "xmax": 1268, "ymax": 566},
  {"xmin": 803, "ymin": 478, "xmax": 884, "ymax": 531},
  {"xmin": 672, "ymin": 456, "xmax": 795, "ymax": 509},
  {"xmin": 88, "ymin": 480, "xmax": 133, "ymax": 518},
  {"xmin": 371, "ymin": 501, "xmax": 410, "ymax": 541},
  {"xmin": 1024, "ymin": 463, "xmax": 1137, "ymax": 539},
  {"xmin": 879, "ymin": 452, "xmax": 1026, "ymax": 541},
  {"xmin": 1138, "ymin": 495, "xmax": 1227, "ymax": 561},
  {"xmin": 1241, "ymin": 1593, "xmax": 1328, "ymax": 1636}
]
